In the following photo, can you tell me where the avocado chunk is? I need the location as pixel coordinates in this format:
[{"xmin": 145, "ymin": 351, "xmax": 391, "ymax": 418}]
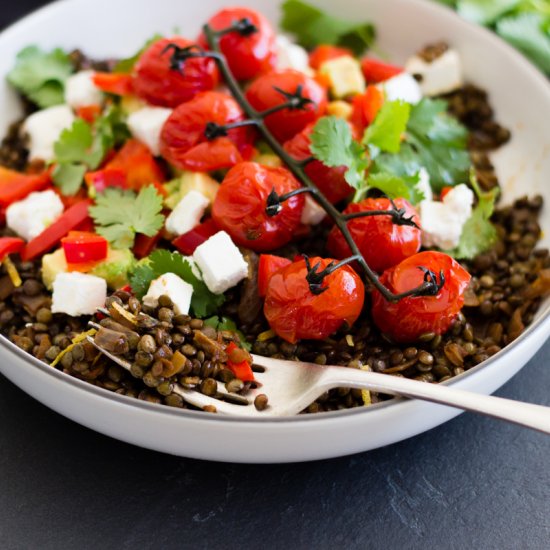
[
  {"xmin": 90, "ymin": 248, "xmax": 136, "ymax": 290},
  {"xmin": 163, "ymin": 171, "xmax": 219, "ymax": 210},
  {"xmin": 42, "ymin": 248, "xmax": 68, "ymax": 290}
]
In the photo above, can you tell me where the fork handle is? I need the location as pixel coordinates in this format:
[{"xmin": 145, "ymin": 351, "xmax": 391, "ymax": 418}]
[{"xmin": 321, "ymin": 367, "xmax": 550, "ymax": 435}]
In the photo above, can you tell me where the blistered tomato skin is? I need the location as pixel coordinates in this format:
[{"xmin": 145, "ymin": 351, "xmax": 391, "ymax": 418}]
[
  {"xmin": 283, "ymin": 123, "xmax": 353, "ymax": 204},
  {"xmin": 327, "ymin": 198, "xmax": 422, "ymax": 273},
  {"xmin": 160, "ymin": 91, "xmax": 253, "ymax": 172},
  {"xmin": 198, "ymin": 7, "xmax": 277, "ymax": 81},
  {"xmin": 264, "ymin": 257, "xmax": 365, "ymax": 343},
  {"xmin": 133, "ymin": 37, "xmax": 219, "ymax": 107},
  {"xmin": 212, "ymin": 162, "xmax": 304, "ymax": 252},
  {"xmin": 246, "ymin": 70, "xmax": 328, "ymax": 142},
  {"xmin": 371, "ymin": 251, "xmax": 472, "ymax": 343}
]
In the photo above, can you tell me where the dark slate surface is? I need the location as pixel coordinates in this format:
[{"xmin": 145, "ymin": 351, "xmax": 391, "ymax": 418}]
[{"xmin": 1, "ymin": 2, "xmax": 550, "ymax": 549}]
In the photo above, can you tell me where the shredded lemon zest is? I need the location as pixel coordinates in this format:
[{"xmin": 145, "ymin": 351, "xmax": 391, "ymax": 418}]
[
  {"xmin": 111, "ymin": 301, "xmax": 137, "ymax": 325},
  {"xmin": 360, "ymin": 363, "xmax": 372, "ymax": 406},
  {"xmin": 4, "ymin": 257, "xmax": 22, "ymax": 288},
  {"xmin": 50, "ymin": 329, "xmax": 97, "ymax": 368},
  {"xmin": 257, "ymin": 329, "xmax": 276, "ymax": 342},
  {"xmin": 345, "ymin": 334, "xmax": 354, "ymax": 347}
]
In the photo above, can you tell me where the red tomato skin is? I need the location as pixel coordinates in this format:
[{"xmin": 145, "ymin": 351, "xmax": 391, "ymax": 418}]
[
  {"xmin": 212, "ymin": 162, "xmax": 304, "ymax": 252},
  {"xmin": 257, "ymin": 254, "xmax": 292, "ymax": 297},
  {"xmin": 264, "ymin": 257, "xmax": 365, "ymax": 343},
  {"xmin": 283, "ymin": 123, "xmax": 352, "ymax": 204},
  {"xmin": 160, "ymin": 91, "xmax": 252, "ymax": 172},
  {"xmin": 371, "ymin": 251, "xmax": 471, "ymax": 343},
  {"xmin": 0, "ymin": 237, "xmax": 25, "ymax": 261},
  {"xmin": 309, "ymin": 45, "xmax": 353, "ymax": 70},
  {"xmin": 361, "ymin": 58, "xmax": 403, "ymax": 83},
  {"xmin": 132, "ymin": 37, "xmax": 219, "ymax": 107},
  {"xmin": 92, "ymin": 73, "xmax": 134, "ymax": 96},
  {"xmin": 327, "ymin": 198, "xmax": 421, "ymax": 273},
  {"xmin": 198, "ymin": 7, "xmax": 277, "ymax": 81},
  {"xmin": 246, "ymin": 70, "xmax": 327, "ymax": 142}
]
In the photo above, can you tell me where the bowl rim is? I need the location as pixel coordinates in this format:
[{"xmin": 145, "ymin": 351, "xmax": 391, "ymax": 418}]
[{"xmin": 0, "ymin": 0, "xmax": 549, "ymax": 426}]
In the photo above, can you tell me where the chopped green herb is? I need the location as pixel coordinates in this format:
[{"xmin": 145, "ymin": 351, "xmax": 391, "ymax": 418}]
[
  {"xmin": 7, "ymin": 46, "xmax": 73, "ymax": 108},
  {"xmin": 204, "ymin": 316, "xmax": 251, "ymax": 351},
  {"xmin": 363, "ymin": 100, "xmax": 411, "ymax": 154},
  {"xmin": 280, "ymin": 0, "xmax": 375, "ymax": 55},
  {"xmin": 90, "ymin": 186, "xmax": 164, "ymax": 249}
]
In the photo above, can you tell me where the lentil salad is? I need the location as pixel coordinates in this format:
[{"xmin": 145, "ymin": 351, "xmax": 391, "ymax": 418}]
[{"xmin": 0, "ymin": 0, "xmax": 548, "ymax": 415}]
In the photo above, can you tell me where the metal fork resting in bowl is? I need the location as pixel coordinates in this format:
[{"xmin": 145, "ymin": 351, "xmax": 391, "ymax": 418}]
[{"xmin": 87, "ymin": 333, "xmax": 550, "ymax": 434}]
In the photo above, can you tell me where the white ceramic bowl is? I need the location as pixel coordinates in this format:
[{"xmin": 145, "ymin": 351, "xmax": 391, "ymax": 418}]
[{"xmin": 0, "ymin": 0, "xmax": 549, "ymax": 463}]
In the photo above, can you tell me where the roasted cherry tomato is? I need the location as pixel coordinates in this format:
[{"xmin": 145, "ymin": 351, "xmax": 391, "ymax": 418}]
[
  {"xmin": 350, "ymin": 85, "xmax": 385, "ymax": 135},
  {"xmin": 132, "ymin": 37, "xmax": 219, "ymax": 107},
  {"xmin": 212, "ymin": 162, "xmax": 304, "ymax": 251},
  {"xmin": 246, "ymin": 69, "xmax": 327, "ymax": 142},
  {"xmin": 198, "ymin": 7, "xmax": 277, "ymax": 81},
  {"xmin": 327, "ymin": 198, "xmax": 421, "ymax": 273},
  {"xmin": 361, "ymin": 57, "xmax": 403, "ymax": 83},
  {"xmin": 309, "ymin": 45, "xmax": 353, "ymax": 70},
  {"xmin": 283, "ymin": 122, "xmax": 353, "ymax": 204},
  {"xmin": 371, "ymin": 251, "xmax": 471, "ymax": 343},
  {"xmin": 76, "ymin": 104, "xmax": 102, "ymax": 124},
  {"xmin": 264, "ymin": 257, "xmax": 365, "ymax": 343},
  {"xmin": 257, "ymin": 254, "xmax": 292, "ymax": 298},
  {"xmin": 160, "ymin": 91, "xmax": 253, "ymax": 172}
]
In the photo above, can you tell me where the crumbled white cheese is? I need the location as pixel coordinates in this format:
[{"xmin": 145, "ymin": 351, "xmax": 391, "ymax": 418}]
[
  {"xmin": 143, "ymin": 272, "xmax": 193, "ymax": 315},
  {"xmin": 6, "ymin": 190, "xmax": 64, "ymax": 241},
  {"xmin": 275, "ymin": 35, "xmax": 313, "ymax": 75},
  {"xmin": 320, "ymin": 56, "xmax": 366, "ymax": 98},
  {"xmin": 193, "ymin": 231, "xmax": 248, "ymax": 294},
  {"xmin": 165, "ymin": 190, "xmax": 210, "ymax": 236},
  {"xmin": 300, "ymin": 195, "xmax": 326, "ymax": 225},
  {"xmin": 420, "ymin": 183, "xmax": 474, "ymax": 250},
  {"xmin": 405, "ymin": 49, "xmax": 463, "ymax": 96},
  {"xmin": 415, "ymin": 167, "xmax": 433, "ymax": 204},
  {"xmin": 64, "ymin": 70, "xmax": 103, "ymax": 110},
  {"xmin": 379, "ymin": 72, "xmax": 423, "ymax": 104},
  {"xmin": 127, "ymin": 106, "xmax": 173, "ymax": 156},
  {"xmin": 22, "ymin": 105, "xmax": 75, "ymax": 162},
  {"xmin": 51, "ymin": 272, "xmax": 107, "ymax": 316}
]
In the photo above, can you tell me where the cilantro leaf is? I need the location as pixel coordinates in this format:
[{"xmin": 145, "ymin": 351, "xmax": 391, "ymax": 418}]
[
  {"xmin": 366, "ymin": 172, "xmax": 424, "ymax": 204},
  {"xmin": 309, "ymin": 116, "xmax": 369, "ymax": 190},
  {"xmin": 52, "ymin": 163, "xmax": 88, "ymax": 196},
  {"xmin": 204, "ymin": 316, "xmax": 251, "ymax": 351},
  {"xmin": 363, "ymin": 100, "xmax": 411, "ymax": 153},
  {"xmin": 130, "ymin": 250, "xmax": 225, "ymax": 318},
  {"xmin": 90, "ymin": 186, "xmax": 164, "ymax": 249},
  {"xmin": 449, "ymin": 173, "xmax": 499, "ymax": 259},
  {"xmin": 54, "ymin": 119, "xmax": 94, "ymax": 164},
  {"xmin": 281, "ymin": 0, "xmax": 376, "ymax": 55},
  {"xmin": 457, "ymin": 0, "xmax": 519, "ymax": 25},
  {"xmin": 7, "ymin": 46, "xmax": 73, "ymax": 108}
]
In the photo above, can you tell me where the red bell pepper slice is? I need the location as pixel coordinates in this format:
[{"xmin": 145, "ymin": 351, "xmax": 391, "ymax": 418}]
[
  {"xmin": 440, "ymin": 186, "xmax": 453, "ymax": 200},
  {"xmin": 0, "ymin": 167, "xmax": 51, "ymax": 206},
  {"xmin": 258, "ymin": 254, "xmax": 292, "ymax": 298},
  {"xmin": 105, "ymin": 139, "xmax": 165, "ymax": 190},
  {"xmin": 172, "ymin": 219, "xmax": 219, "ymax": 256},
  {"xmin": 21, "ymin": 200, "xmax": 92, "ymax": 261},
  {"xmin": 92, "ymin": 72, "xmax": 134, "ymax": 96},
  {"xmin": 76, "ymin": 104, "xmax": 102, "ymax": 124},
  {"xmin": 85, "ymin": 168, "xmax": 128, "ymax": 194},
  {"xmin": 309, "ymin": 44, "xmax": 353, "ymax": 70},
  {"xmin": 133, "ymin": 231, "xmax": 162, "ymax": 260},
  {"xmin": 351, "ymin": 85, "xmax": 385, "ymax": 134},
  {"xmin": 0, "ymin": 237, "xmax": 25, "ymax": 261},
  {"xmin": 225, "ymin": 342, "xmax": 254, "ymax": 382},
  {"xmin": 361, "ymin": 57, "xmax": 403, "ymax": 83},
  {"xmin": 61, "ymin": 231, "xmax": 108, "ymax": 264}
]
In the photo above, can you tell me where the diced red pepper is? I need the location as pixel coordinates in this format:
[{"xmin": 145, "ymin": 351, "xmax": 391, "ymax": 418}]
[
  {"xmin": 61, "ymin": 231, "xmax": 108, "ymax": 264},
  {"xmin": 351, "ymin": 85, "xmax": 385, "ymax": 135},
  {"xmin": 361, "ymin": 57, "xmax": 403, "ymax": 83},
  {"xmin": 66, "ymin": 259, "xmax": 103, "ymax": 273},
  {"xmin": 21, "ymin": 200, "xmax": 92, "ymax": 261},
  {"xmin": 0, "ymin": 166, "xmax": 52, "ymax": 206},
  {"xmin": 172, "ymin": 219, "xmax": 219, "ymax": 255},
  {"xmin": 85, "ymin": 168, "xmax": 128, "ymax": 194},
  {"xmin": 225, "ymin": 342, "xmax": 254, "ymax": 382},
  {"xmin": 76, "ymin": 104, "xmax": 102, "ymax": 124},
  {"xmin": 258, "ymin": 254, "xmax": 292, "ymax": 298},
  {"xmin": 309, "ymin": 45, "xmax": 353, "ymax": 70},
  {"xmin": 105, "ymin": 139, "xmax": 165, "ymax": 190},
  {"xmin": 92, "ymin": 72, "xmax": 134, "ymax": 96},
  {"xmin": 0, "ymin": 237, "xmax": 25, "ymax": 261},
  {"xmin": 133, "ymin": 231, "xmax": 162, "ymax": 259},
  {"xmin": 118, "ymin": 284, "xmax": 132, "ymax": 293},
  {"xmin": 440, "ymin": 186, "xmax": 453, "ymax": 200}
]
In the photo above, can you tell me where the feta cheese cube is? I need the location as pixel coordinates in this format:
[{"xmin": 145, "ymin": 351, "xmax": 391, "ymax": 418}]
[
  {"xmin": 165, "ymin": 190, "xmax": 210, "ymax": 236},
  {"xmin": 22, "ymin": 105, "xmax": 75, "ymax": 162},
  {"xmin": 301, "ymin": 195, "xmax": 326, "ymax": 225},
  {"xmin": 51, "ymin": 272, "xmax": 107, "ymax": 316},
  {"xmin": 64, "ymin": 70, "xmax": 103, "ymax": 110},
  {"xmin": 415, "ymin": 167, "xmax": 433, "ymax": 204},
  {"xmin": 143, "ymin": 272, "xmax": 193, "ymax": 315},
  {"xmin": 275, "ymin": 35, "xmax": 313, "ymax": 75},
  {"xmin": 379, "ymin": 73, "xmax": 422, "ymax": 105},
  {"xmin": 127, "ymin": 106, "xmax": 172, "ymax": 156},
  {"xmin": 193, "ymin": 231, "xmax": 248, "ymax": 294},
  {"xmin": 405, "ymin": 49, "xmax": 463, "ymax": 97},
  {"xmin": 442, "ymin": 183, "xmax": 474, "ymax": 221},
  {"xmin": 320, "ymin": 56, "xmax": 366, "ymax": 98},
  {"xmin": 6, "ymin": 190, "xmax": 64, "ymax": 241}
]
